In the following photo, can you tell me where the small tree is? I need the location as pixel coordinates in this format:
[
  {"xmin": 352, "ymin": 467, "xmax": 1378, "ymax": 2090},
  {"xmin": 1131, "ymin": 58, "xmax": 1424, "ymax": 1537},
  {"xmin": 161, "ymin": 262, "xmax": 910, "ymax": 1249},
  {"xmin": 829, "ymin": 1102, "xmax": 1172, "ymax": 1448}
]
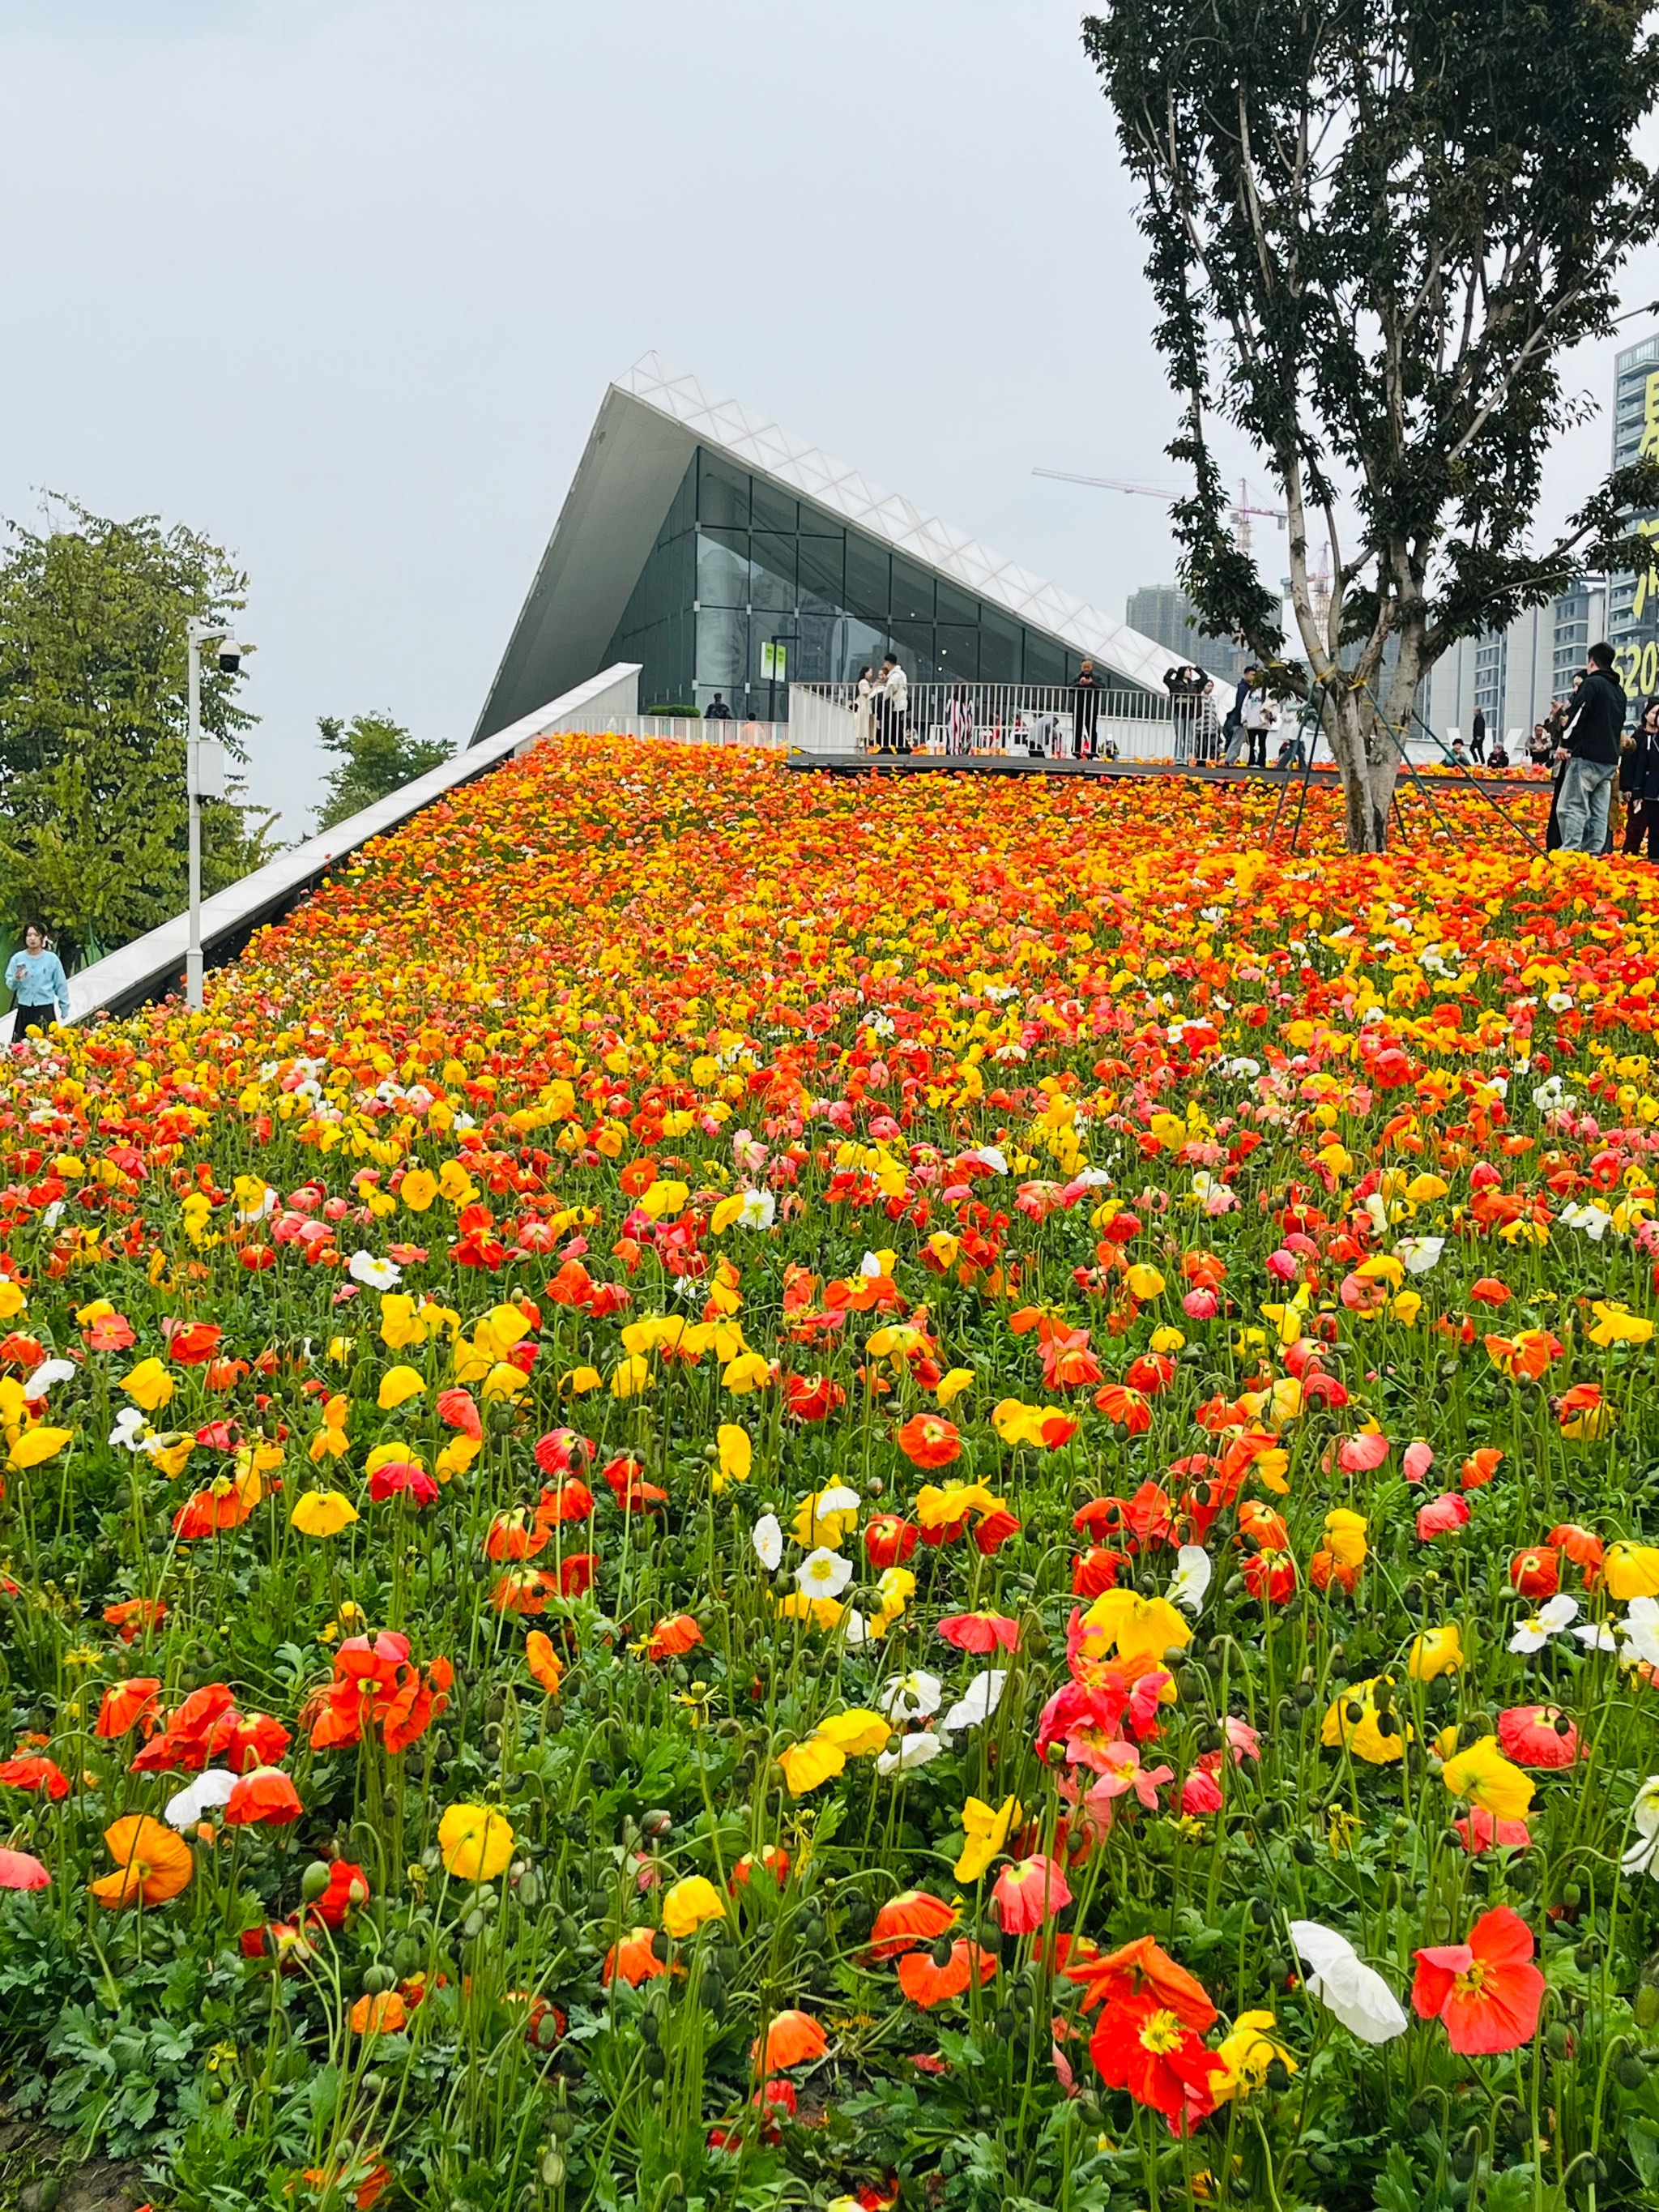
[
  {"xmin": 1084, "ymin": 0, "xmax": 1659, "ymax": 848},
  {"xmin": 0, "ymin": 497, "xmax": 275, "ymax": 963},
  {"xmin": 313, "ymin": 713, "xmax": 450, "ymax": 831}
]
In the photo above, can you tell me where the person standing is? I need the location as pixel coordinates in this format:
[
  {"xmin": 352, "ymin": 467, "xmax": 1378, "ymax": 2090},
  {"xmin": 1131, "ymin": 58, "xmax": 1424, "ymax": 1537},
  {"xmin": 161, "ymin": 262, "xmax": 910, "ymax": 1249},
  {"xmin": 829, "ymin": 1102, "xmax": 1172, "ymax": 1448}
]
[
  {"xmin": 6, "ymin": 923, "xmax": 70, "ymax": 1040},
  {"xmin": 1470, "ymin": 707, "xmax": 1487, "ymax": 763},
  {"xmin": 1221, "ymin": 666, "xmax": 1256, "ymax": 763},
  {"xmin": 705, "ymin": 693, "xmax": 733, "ymax": 722},
  {"xmin": 1622, "ymin": 696, "xmax": 1659, "ymax": 860},
  {"xmin": 945, "ymin": 684, "xmax": 975, "ymax": 755},
  {"xmin": 1241, "ymin": 678, "xmax": 1276, "ymax": 769},
  {"xmin": 854, "ymin": 665, "xmax": 876, "ymax": 751},
  {"xmin": 1074, "ymin": 659, "xmax": 1102, "ymax": 760},
  {"xmin": 1554, "ymin": 643, "xmax": 1627, "ymax": 853},
  {"xmin": 876, "ymin": 654, "xmax": 909, "ymax": 752}
]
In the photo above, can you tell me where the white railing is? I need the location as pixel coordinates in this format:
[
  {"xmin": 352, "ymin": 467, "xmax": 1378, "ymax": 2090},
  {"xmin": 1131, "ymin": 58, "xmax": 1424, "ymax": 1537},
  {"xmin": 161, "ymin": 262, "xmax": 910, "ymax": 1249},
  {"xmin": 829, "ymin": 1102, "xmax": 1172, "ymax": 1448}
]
[
  {"xmin": 540, "ymin": 710, "xmax": 787, "ymax": 749},
  {"xmin": 790, "ymin": 678, "xmax": 1188, "ymax": 762}
]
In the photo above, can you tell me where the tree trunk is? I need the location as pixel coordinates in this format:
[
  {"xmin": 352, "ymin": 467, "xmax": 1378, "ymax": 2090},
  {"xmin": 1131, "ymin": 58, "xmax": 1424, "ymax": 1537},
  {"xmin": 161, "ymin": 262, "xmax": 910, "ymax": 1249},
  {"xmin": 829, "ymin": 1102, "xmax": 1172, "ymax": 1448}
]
[{"xmin": 1320, "ymin": 687, "xmax": 1388, "ymax": 850}]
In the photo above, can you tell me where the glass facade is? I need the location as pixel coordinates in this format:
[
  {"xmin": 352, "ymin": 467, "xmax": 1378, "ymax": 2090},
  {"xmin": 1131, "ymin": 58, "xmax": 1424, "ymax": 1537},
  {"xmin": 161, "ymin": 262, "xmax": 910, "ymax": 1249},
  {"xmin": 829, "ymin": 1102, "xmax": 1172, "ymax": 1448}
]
[
  {"xmin": 1609, "ymin": 335, "xmax": 1659, "ymax": 711},
  {"xmin": 607, "ymin": 448, "xmax": 1143, "ymax": 718},
  {"xmin": 1124, "ymin": 584, "xmax": 1249, "ymax": 685}
]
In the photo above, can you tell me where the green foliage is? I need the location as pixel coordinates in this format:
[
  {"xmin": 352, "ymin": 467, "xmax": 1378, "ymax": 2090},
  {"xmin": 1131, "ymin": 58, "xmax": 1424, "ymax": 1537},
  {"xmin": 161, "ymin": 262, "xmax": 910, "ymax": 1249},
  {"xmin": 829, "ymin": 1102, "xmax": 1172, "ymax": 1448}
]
[
  {"xmin": 0, "ymin": 497, "xmax": 276, "ymax": 965},
  {"xmin": 1082, "ymin": 0, "xmax": 1659, "ymax": 844},
  {"xmin": 313, "ymin": 712, "xmax": 451, "ymax": 832}
]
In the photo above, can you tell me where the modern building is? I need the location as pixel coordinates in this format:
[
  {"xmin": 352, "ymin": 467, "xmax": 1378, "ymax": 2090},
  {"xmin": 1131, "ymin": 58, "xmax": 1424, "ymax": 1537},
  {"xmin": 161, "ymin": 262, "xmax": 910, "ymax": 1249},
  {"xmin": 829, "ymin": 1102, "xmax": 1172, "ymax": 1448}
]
[
  {"xmin": 1124, "ymin": 585, "xmax": 1250, "ymax": 687},
  {"xmin": 474, "ymin": 355, "xmax": 1197, "ymax": 738},
  {"xmin": 1609, "ymin": 332, "xmax": 1659, "ymax": 708},
  {"xmin": 1420, "ymin": 587, "xmax": 1604, "ymax": 749}
]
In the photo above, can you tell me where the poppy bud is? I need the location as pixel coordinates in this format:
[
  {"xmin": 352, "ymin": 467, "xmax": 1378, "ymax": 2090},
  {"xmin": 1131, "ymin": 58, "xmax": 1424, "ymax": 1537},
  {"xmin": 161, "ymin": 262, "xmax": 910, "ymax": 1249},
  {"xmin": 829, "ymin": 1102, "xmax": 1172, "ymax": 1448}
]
[
  {"xmin": 1265, "ymin": 2059, "xmax": 1290, "ymax": 2093},
  {"xmin": 1636, "ymin": 1984, "xmax": 1659, "ymax": 2029},
  {"xmin": 541, "ymin": 2152, "xmax": 568, "ymax": 2189},
  {"xmin": 362, "ymin": 1962, "xmax": 395, "ymax": 1996},
  {"xmin": 650, "ymin": 1928, "xmax": 672, "ymax": 1962},
  {"xmin": 301, "ymin": 1860, "xmax": 331, "ymax": 1902},
  {"xmin": 1619, "ymin": 2056, "xmax": 1646, "ymax": 2091},
  {"xmin": 929, "ymin": 1936, "xmax": 954, "ymax": 1968}
]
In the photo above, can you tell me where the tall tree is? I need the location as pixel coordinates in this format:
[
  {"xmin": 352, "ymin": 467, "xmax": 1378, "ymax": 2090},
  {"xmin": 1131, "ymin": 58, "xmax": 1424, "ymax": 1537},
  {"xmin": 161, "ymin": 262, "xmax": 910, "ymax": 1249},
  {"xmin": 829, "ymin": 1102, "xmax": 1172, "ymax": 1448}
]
[
  {"xmin": 313, "ymin": 712, "xmax": 451, "ymax": 831},
  {"xmin": 0, "ymin": 498, "xmax": 275, "ymax": 963},
  {"xmin": 1084, "ymin": 0, "xmax": 1659, "ymax": 848}
]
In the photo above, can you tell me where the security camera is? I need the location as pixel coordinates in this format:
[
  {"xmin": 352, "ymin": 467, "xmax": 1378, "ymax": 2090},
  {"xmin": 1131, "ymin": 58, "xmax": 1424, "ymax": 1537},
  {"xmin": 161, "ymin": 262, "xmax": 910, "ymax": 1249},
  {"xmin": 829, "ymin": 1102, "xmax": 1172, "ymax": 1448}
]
[{"xmin": 217, "ymin": 639, "xmax": 254, "ymax": 675}]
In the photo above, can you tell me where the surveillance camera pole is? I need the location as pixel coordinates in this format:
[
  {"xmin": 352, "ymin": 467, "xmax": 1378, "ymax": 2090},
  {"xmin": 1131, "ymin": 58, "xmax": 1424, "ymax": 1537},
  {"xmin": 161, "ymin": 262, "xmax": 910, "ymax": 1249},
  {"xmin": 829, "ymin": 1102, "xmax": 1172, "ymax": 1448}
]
[{"xmin": 185, "ymin": 617, "xmax": 215, "ymax": 1011}]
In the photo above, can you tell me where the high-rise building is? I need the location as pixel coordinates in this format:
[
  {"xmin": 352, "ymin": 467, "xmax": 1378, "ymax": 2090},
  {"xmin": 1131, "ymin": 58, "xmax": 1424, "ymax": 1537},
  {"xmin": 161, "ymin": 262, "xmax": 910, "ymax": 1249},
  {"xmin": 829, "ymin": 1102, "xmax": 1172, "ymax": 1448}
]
[
  {"xmin": 1608, "ymin": 333, "xmax": 1659, "ymax": 709},
  {"xmin": 1124, "ymin": 585, "xmax": 1249, "ymax": 685},
  {"xmin": 1419, "ymin": 591, "xmax": 1597, "ymax": 749}
]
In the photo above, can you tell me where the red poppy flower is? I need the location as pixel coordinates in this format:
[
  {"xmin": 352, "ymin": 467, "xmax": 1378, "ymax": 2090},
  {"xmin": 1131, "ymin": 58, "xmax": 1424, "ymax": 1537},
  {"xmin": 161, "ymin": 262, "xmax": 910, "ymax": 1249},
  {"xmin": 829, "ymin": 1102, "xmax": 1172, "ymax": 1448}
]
[
  {"xmin": 1497, "ymin": 1705, "xmax": 1580, "ymax": 1768},
  {"xmin": 731, "ymin": 1843, "xmax": 791, "ymax": 1891},
  {"xmin": 1073, "ymin": 1546, "xmax": 1125, "ymax": 1597},
  {"xmin": 1455, "ymin": 1809, "xmax": 1533, "ymax": 1855},
  {"xmin": 1065, "ymin": 1935, "xmax": 1218, "ymax": 2028},
  {"xmin": 1124, "ymin": 1354, "xmax": 1176, "ymax": 1395},
  {"xmin": 753, "ymin": 2009, "xmax": 827, "ymax": 2071},
  {"xmin": 0, "ymin": 1848, "xmax": 50, "ymax": 1890},
  {"xmin": 305, "ymin": 1860, "xmax": 371, "ymax": 1929},
  {"xmin": 1241, "ymin": 1549, "xmax": 1296, "ymax": 1603},
  {"xmin": 783, "ymin": 1373, "xmax": 846, "ymax": 1422},
  {"xmin": 992, "ymin": 1853, "xmax": 1071, "ymax": 1932},
  {"xmin": 1417, "ymin": 1493, "xmax": 1471, "ymax": 1541},
  {"xmin": 1412, "ymin": 1905, "xmax": 1546, "ymax": 2054},
  {"xmin": 437, "ymin": 1387, "xmax": 482, "ymax": 1437},
  {"xmin": 0, "ymin": 1755, "xmax": 70, "ymax": 1800},
  {"xmin": 1548, "ymin": 1522, "xmax": 1605, "ymax": 1582},
  {"xmin": 972, "ymin": 1507, "xmax": 1022, "ymax": 1554},
  {"xmin": 602, "ymin": 1928, "xmax": 667, "ymax": 1986},
  {"xmin": 937, "ymin": 1612, "xmax": 1020, "ymax": 1654},
  {"xmin": 897, "ymin": 1940, "xmax": 997, "ymax": 2008},
  {"xmin": 864, "ymin": 1514, "xmax": 919, "ymax": 1569},
  {"xmin": 533, "ymin": 1428, "xmax": 595, "ymax": 1478},
  {"xmin": 1093, "ymin": 1384, "xmax": 1152, "ymax": 1434},
  {"xmin": 96, "ymin": 1677, "xmax": 161, "ymax": 1738},
  {"xmin": 367, "ymin": 1459, "xmax": 439, "ymax": 1507},
  {"xmin": 1509, "ymin": 1547, "xmax": 1559, "ymax": 1599},
  {"xmin": 224, "ymin": 1766, "xmax": 304, "ymax": 1826},
  {"xmin": 165, "ymin": 1320, "xmax": 224, "ymax": 1364},
  {"xmin": 1468, "ymin": 1279, "xmax": 1512, "ymax": 1308},
  {"xmin": 558, "ymin": 1552, "xmax": 596, "ymax": 1597},
  {"xmin": 893, "ymin": 1414, "xmax": 962, "ymax": 1468},
  {"xmin": 1088, "ymin": 1992, "xmax": 1224, "ymax": 2133}
]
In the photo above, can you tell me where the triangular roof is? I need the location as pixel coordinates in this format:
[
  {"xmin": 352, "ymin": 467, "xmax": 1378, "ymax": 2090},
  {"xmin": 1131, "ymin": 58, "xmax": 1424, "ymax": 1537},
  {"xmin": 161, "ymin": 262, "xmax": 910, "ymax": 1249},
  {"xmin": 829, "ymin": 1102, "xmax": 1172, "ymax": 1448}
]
[{"xmin": 474, "ymin": 352, "xmax": 1190, "ymax": 742}]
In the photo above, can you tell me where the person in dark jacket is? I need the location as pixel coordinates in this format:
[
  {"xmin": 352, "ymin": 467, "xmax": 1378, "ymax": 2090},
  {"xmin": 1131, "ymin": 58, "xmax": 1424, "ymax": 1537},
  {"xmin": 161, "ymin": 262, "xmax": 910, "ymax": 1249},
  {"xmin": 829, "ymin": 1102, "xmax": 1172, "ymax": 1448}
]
[
  {"xmin": 1622, "ymin": 695, "xmax": 1659, "ymax": 860},
  {"xmin": 1470, "ymin": 707, "xmax": 1487, "ymax": 763},
  {"xmin": 1554, "ymin": 644, "xmax": 1627, "ymax": 852},
  {"xmin": 1074, "ymin": 659, "xmax": 1102, "ymax": 760}
]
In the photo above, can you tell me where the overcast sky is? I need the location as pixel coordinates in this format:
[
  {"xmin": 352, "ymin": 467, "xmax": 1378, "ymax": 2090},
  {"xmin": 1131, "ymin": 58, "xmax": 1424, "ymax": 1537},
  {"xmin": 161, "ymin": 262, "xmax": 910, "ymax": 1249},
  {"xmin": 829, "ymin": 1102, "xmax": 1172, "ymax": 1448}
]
[{"xmin": 3, "ymin": 0, "xmax": 1657, "ymax": 835}]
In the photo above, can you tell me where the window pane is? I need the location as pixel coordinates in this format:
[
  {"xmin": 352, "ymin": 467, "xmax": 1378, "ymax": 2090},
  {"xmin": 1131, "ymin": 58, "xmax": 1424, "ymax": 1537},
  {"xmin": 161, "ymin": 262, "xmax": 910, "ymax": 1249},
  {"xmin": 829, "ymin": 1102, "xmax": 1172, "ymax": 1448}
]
[
  {"xmin": 796, "ymin": 533, "xmax": 846, "ymax": 613},
  {"xmin": 936, "ymin": 579, "xmax": 979, "ymax": 626},
  {"xmin": 696, "ymin": 608, "xmax": 748, "ymax": 693},
  {"xmin": 890, "ymin": 619, "xmax": 940, "ymax": 681},
  {"xmin": 844, "ymin": 534, "xmax": 889, "ymax": 622},
  {"xmin": 697, "ymin": 529, "xmax": 748, "ymax": 609},
  {"xmin": 891, "ymin": 557, "xmax": 934, "ymax": 622},
  {"xmin": 749, "ymin": 532, "xmax": 795, "ymax": 613},
  {"xmin": 697, "ymin": 455, "xmax": 749, "ymax": 529},
  {"xmin": 748, "ymin": 479, "xmax": 798, "ymax": 533},
  {"xmin": 934, "ymin": 624, "xmax": 979, "ymax": 681},
  {"xmin": 978, "ymin": 608, "xmax": 1020, "ymax": 681},
  {"xmin": 1022, "ymin": 630, "xmax": 1068, "ymax": 685}
]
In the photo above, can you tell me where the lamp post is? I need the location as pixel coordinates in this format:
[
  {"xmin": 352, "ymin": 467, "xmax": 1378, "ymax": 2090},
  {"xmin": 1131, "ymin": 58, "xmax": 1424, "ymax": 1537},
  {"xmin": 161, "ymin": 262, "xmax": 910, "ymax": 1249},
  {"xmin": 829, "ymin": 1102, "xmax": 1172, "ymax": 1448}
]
[{"xmin": 184, "ymin": 617, "xmax": 249, "ymax": 1010}]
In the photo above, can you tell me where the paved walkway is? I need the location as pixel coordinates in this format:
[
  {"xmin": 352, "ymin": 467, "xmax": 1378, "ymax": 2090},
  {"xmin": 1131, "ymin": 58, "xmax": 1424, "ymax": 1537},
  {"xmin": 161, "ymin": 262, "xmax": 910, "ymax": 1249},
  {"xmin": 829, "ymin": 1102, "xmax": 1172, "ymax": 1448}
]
[{"xmin": 785, "ymin": 750, "xmax": 1541, "ymax": 791}]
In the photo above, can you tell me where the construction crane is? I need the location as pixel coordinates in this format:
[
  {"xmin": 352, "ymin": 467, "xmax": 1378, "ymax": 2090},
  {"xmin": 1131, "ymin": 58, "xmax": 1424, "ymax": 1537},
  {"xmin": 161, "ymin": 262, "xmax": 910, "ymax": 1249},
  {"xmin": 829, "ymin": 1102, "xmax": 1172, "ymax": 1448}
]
[{"xmin": 1033, "ymin": 466, "xmax": 1286, "ymax": 560}]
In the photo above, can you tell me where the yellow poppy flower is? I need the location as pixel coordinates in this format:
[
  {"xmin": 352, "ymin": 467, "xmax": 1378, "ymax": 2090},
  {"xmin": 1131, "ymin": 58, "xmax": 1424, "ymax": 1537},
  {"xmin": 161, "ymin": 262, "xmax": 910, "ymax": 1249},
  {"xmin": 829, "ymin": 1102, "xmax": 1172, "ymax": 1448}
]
[{"xmin": 437, "ymin": 1802, "xmax": 515, "ymax": 1881}]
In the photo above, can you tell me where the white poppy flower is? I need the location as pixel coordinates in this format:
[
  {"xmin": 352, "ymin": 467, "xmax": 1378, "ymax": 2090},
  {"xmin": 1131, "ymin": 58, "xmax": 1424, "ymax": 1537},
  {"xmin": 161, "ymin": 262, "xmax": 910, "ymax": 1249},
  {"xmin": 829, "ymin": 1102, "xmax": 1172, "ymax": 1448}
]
[
  {"xmin": 23, "ymin": 1358, "xmax": 76, "ymax": 1398},
  {"xmin": 348, "ymin": 1249, "xmax": 401, "ymax": 1290},
  {"xmin": 876, "ymin": 1731, "xmax": 945, "ymax": 1775},
  {"xmin": 859, "ymin": 1250, "xmax": 886, "ymax": 1277},
  {"xmin": 1572, "ymin": 1621, "xmax": 1619, "ymax": 1652},
  {"xmin": 1287, "ymin": 1921, "xmax": 1408, "ymax": 2043},
  {"xmin": 236, "ymin": 1182, "xmax": 278, "ymax": 1223},
  {"xmin": 1508, "ymin": 1593, "xmax": 1578, "ymax": 1653},
  {"xmin": 752, "ymin": 1513, "xmax": 783, "ymax": 1570},
  {"xmin": 109, "ymin": 1407, "xmax": 149, "ymax": 1451},
  {"xmin": 1621, "ymin": 1777, "xmax": 1659, "ymax": 1877},
  {"xmin": 839, "ymin": 1611, "xmax": 874, "ymax": 1646},
  {"xmin": 1393, "ymin": 1236, "xmax": 1444, "ymax": 1275},
  {"xmin": 735, "ymin": 1189, "xmax": 775, "ymax": 1230},
  {"xmin": 971, "ymin": 1147, "xmax": 1009, "ymax": 1176},
  {"xmin": 941, "ymin": 1668, "xmax": 1007, "ymax": 1736},
  {"xmin": 1169, "ymin": 1545, "xmax": 1213, "ymax": 1616},
  {"xmin": 164, "ymin": 1767, "xmax": 237, "ymax": 1830},
  {"xmin": 812, "ymin": 1484, "xmax": 859, "ymax": 1518},
  {"xmin": 795, "ymin": 1547, "xmax": 853, "ymax": 1599},
  {"xmin": 1623, "ymin": 1599, "xmax": 1659, "ymax": 1671},
  {"xmin": 1559, "ymin": 1201, "xmax": 1613, "ymax": 1242},
  {"xmin": 879, "ymin": 1670, "xmax": 942, "ymax": 1722}
]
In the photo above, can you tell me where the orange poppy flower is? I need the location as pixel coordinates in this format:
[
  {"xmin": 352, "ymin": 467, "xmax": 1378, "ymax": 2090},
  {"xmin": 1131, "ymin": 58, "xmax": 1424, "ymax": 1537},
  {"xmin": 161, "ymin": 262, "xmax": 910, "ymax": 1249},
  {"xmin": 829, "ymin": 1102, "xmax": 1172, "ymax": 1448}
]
[
  {"xmin": 1461, "ymin": 1448, "xmax": 1504, "ymax": 1490},
  {"xmin": 485, "ymin": 1510, "xmax": 549, "ymax": 1562},
  {"xmin": 644, "ymin": 1614, "xmax": 702, "ymax": 1660},
  {"xmin": 897, "ymin": 1939, "xmax": 997, "ymax": 2008},
  {"xmin": 525, "ymin": 1630, "xmax": 565, "ymax": 1695},
  {"xmin": 350, "ymin": 1991, "xmax": 408, "ymax": 2036},
  {"xmin": 90, "ymin": 1813, "xmax": 193, "ymax": 1907},
  {"xmin": 602, "ymin": 1928, "xmax": 667, "ymax": 1985},
  {"xmin": 102, "ymin": 1597, "xmax": 166, "ymax": 1643},
  {"xmin": 868, "ymin": 1890, "xmax": 957, "ymax": 1960},
  {"xmin": 1064, "ymin": 1933, "xmax": 1218, "ymax": 2029},
  {"xmin": 753, "ymin": 2009, "xmax": 827, "ymax": 2071}
]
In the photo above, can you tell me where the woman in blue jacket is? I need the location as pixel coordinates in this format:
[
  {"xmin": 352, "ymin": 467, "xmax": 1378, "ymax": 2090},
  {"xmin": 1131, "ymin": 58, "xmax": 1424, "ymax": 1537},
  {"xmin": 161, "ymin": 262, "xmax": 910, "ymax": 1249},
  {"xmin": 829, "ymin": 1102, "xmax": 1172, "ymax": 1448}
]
[{"xmin": 6, "ymin": 922, "xmax": 70, "ymax": 1036}]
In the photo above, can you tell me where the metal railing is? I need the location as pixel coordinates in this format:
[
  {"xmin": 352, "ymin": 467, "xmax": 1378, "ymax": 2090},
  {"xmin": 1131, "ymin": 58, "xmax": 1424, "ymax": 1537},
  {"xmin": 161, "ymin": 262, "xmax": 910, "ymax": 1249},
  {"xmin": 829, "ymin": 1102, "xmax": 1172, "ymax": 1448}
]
[
  {"xmin": 790, "ymin": 678, "xmax": 1183, "ymax": 760},
  {"xmin": 539, "ymin": 711, "xmax": 787, "ymax": 749}
]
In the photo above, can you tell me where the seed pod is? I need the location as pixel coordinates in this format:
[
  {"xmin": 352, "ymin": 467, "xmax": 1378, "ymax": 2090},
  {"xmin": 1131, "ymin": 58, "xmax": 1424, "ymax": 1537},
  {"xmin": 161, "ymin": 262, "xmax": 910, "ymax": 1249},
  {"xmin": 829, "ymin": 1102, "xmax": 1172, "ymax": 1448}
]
[
  {"xmin": 460, "ymin": 1907, "xmax": 486, "ymax": 1941},
  {"xmin": 301, "ymin": 1860, "xmax": 332, "ymax": 1903},
  {"xmin": 541, "ymin": 2150, "xmax": 568, "ymax": 2189},
  {"xmin": 516, "ymin": 1869, "xmax": 541, "ymax": 1910}
]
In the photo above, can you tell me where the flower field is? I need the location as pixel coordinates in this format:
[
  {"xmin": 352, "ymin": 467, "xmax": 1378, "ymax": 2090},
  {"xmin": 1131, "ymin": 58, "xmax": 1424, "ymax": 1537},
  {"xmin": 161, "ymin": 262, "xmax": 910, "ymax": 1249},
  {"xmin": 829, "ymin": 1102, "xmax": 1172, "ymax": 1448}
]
[{"xmin": 6, "ymin": 734, "xmax": 1659, "ymax": 2212}]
